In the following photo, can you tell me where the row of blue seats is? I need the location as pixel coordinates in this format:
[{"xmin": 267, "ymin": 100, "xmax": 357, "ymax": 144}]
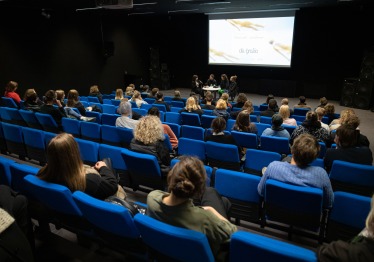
[{"xmin": 0, "ymin": 153, "xmax": 370, "ymax": 261}]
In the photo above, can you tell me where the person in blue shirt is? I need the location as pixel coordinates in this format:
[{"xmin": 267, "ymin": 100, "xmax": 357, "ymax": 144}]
[{"xmin": 262, "ymin": 114, "xmax": 290, "ymax": 139}]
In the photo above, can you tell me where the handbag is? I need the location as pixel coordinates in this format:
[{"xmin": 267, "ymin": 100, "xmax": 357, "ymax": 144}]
[{"xmin": 104, "ymin": 196, "xmax": 140, "ymax": 217}]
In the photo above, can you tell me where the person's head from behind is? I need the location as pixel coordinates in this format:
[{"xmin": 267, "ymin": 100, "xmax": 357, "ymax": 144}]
[
  {"xmin": 236, "ymin": 93, "xmax": 247, "ymax": 104},
  {"xmin": 279, "ymin": 105, "xmax": 290, "ymax": 120},
  {"xmin": 230, "ymin": 75, "xmax": 237, "ymax": 82},
  {"xmin": 340, "ymin": 108, "xmax": 356, "ymax": 124},
  {"xmin": 151, "ymin": 87, "xmax": 159, "ymax": 96},
  {"xmin": 315, "ymin": 107, "xmax": 326, "ymax": 121},
  {"xmin": 266, "ymin": 94, "xmax": 274, "ymax": 104},
  {"xmin": 221, "ymin": 93, "xmax": 229, "ymax": 102},
  {"xmin": 90, "ymin": 85, "xmax": 99, "ymax": 94},
  {"xmin": 148, "ymin": 107, "xmax": 161, "ymax": 119},
  {"xmin": 281, "ymin": 98, "xmax": 289, "ymax": 106},
  {"xmin": 38, "ymin": 133, "xmax": 85, "ymax": 191},
  {"xmin": 211, "ymin": 117, "xmax": 226, "ymax": 133},
  {"xmin": 24, "ymin": 89, "xmax": 37, "ymax": 102},
  {"xmin": 272, "ymin": 114, "xmax": 283, "ymax": 128},
  {"xmin": 118, "ymin": 100, "xmax": 132, "ymax": 117},
  {"xmin": 156, "ymin": 92, "xmax": 164, "ymax": 101},
  {"xmin": 132, "ymin": 90, "xmax": 141, "ymax": 100},
  {"xmin": 324, "ymin": 103, "xmax": 335, "ymax": 115},
  {"xmin": 299, "ymin": 96, "xmax": 306, "ymax": 104},
  {"xmin": 291, "ymin": 134, "xmax": 320, "ymax": 167},
  {"xmin": 186, "ymin": 96, "xmax": 198, "ymax": 111},
  {"xmin": 205, "ymin": 93, "xmax": 213, "ymax": 103},
  {"xmin": 6, "ymin": 81, "xmax": 18, "ymax": 92},
  {"xmin": 341, "ymin": 114, "xmax": 360, "ymax": 130},
  {"xmin": 234, "ymin": 111, "xmax": 250, "ymax": 132},
  {"xmin": 306, "ymin": 111, "xmax": 319, "ymax": 125},
  {"xmin": 215, "ymin": 99, "xmax": 227, "ymax": 110},
  {"xmin": 44, "ymin": 90, "xmax": 56, "ymax": 104},
  {"xmin": 67, "ymin": 89, "xmax": 79, "ymax": 106},
  {"xmin": 320, "ymin": 97, "xmax": 328, "ymax": 106},
  {"xmin": 335, "ymin": 124, "xmax": 358, "ymax": 148},
  {"xmin": 115, "ymin": 89, "xmax": 123, "ymax": 99},
  {"xmin": 242, "ymin": 100, "xmax": 253, "ymax": 113},
  {"xmin": 55, "ymin": 90, "xmax": 65, "ymax": 101},
  {"xmin": 167, "ymin": 156, "xmax": 206, "ymax": 199},
  {"xmin": 134, "ymin": 115, "xmax": 164, "ymax": 145},
  {"xmin": 174, "ymin": 90, "xmax": 181, "ymax": 98},
  {"xmin": 268, "ymin": 99, "xmax": 277, "ymax": 110}
]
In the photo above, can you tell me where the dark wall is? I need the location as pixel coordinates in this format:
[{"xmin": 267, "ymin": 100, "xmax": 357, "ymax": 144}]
[{"xmin": 0, "ymin": 5, "xmax": 373, "ymax": 100}]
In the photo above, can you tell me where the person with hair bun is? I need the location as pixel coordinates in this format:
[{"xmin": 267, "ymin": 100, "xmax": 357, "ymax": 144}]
[
  {"xmin": 290, "ymin": 111, "xmax": 330, "ymax": 145},
  {"xmin": 147, "ymin": 156, "xmax": 237, "ymax": 261}
]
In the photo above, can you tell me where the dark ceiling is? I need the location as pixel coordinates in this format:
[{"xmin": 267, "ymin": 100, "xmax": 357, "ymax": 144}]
[{"xmin": 0, "ymin": 0, "xmax": 371, "ymax": 16}]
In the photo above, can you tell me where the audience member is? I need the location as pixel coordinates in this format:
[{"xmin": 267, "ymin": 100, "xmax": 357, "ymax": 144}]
[
  {"xmin": 316, "ymin": 97, "xmax": 328, "ymax": 109},
  {"xmin": 88, "ymin": 85, "xmax": 103, "ymax": 103},
  {"xmin": 148, "ymin": 107, "xmax": 178, "ymax": 150},
  {"xmin": 281, "ymin": 98, "xmax": 293, "ymax": 115},
  {"xmin": 67, "ymin": 89, "xmax": 89, "ymax": 116},
  {"xmin": 342, "ymin": 114, "xmax": 370, "ymax": 147},
  {"xmin": 230, "ymin": 100, "xmax": 254, "ymax": 120},
  {"xmin": 179, "ymin": 97, "xmax": 203, "ymax": 116},
  {"xmin": 213, "ymin": 99, "xmax": 230, "ymax": 121},
  {"xmin": 146, "ymin": 156, "xmax": 237, "ymax": 261},
  {"xmin": 262, "ymin": 114, "xmax": 290, "ymax": 139},
  {"xmin": 115, "ymin": 88, "xmax": 124, "ymax": 100},
  {"xmin": 324, "ymin": 122, "xmax": 373, "ymax": 172},
  {"xmin": 38, "ymin": 133, "xmax": 119, "ymax": 200},
  {"xmin": 116, "ymin": 100, "xmax": 139, "ymax": 129},
  {"xmin": 205, "ymin": 74, "xmax": 217, "ymax": 86},
  {"xmin": 315, "ymin": 107, "xmax": 330, "ymax": 132},
  {"xmin": 329, "ymin": 108, "xmax": 355, "ymax": 131},
  {"xmin": 201, "ymin": 93, "xmax": 216, "ymax": 110},
  {"xmin": 266, "ymin": 94, "xmax": 275, "ymax": 105},
  {"xmin": 205, "ymin": 117, "xmax": 236, "ymax": 146},
  {"xmin": 4, "ymin": 81, "xmax": 21, "ymax": 106},
  {"xmin": 290, "ymin": 111, "xmax": 330, "ymax": 145},
  {"xmin": 235, "ymin": 93, "xmax": 248, "ymax": 108},
  {"xmin": 232, "ymin": 110, "xmax": 258, "ymax": 134},
  {"xmin": 125, "ymin": 86, "xmax": 134, "ymax": 97},
  {"xmin": 130, "ymin": 116, "xmax": 171, "ymax": 174},
  {"xmin": 294, "ymin": 96, "xmax": 312, "ymax": 110},
  {"xmin": 260, "ymin": 99, "xmax": 278, "ymax": 117},
  {"xmin": 324, "ymin": 103, "xmax": 336, "ymax": 124},
  {"xmin": 23, "ymin": 88, "xmax": 43, "ymax": 112},
  {"xmin": 147, "ymin": 87, "xmax": 159, "ymax": 98},
  {"xmin": 228, "ymin": 75, "xmax": 238, "ymax": 101},
  {"xmin": 172, "ymin": 90, "xmax": 184, "ymax": 103},
  {"xmin": 317, "ymin": 194, "xmax": 374, "ymax": 262},
  {"xmin": 258, "ymin": 134, "xmax": 334, "ymax": 209},
  {"xmin": 55, "ymin": 90, "xmax": 65, "ymax": 106},
  {"xmin": 220, "ymin": 93, "xmax": 232, "ymax": 109},
  {"xmin": 140, "ymin": 85, "xmax": 149, "ymax": 95},
  {"xmin": 130, "ymin": 90, "xmax": 148, "ymax": 108},
  {"xmin": 154, "ymin": 92, "xmax": 170, "ymax": 111},
  {"xmin": 279, "ymin": 105, "xmax": 297, "ymax": 126},
  {"xmin": 39, "ymin": 90, "xmax": 67, "ymax": 128}
]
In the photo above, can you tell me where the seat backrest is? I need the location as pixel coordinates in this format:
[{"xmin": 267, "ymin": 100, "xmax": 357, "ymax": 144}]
[
  {"xmin": 163, "ymin": 122, "xmax": 180, "ymax": 138},
  {"xmin": 134, "ymin": 214, "xmax": 214, "ymax": 262},
  {"xmin": 98, "ymin": 143, "xmax": 127, "ymax": 172},
  {"xmin": 282, "ymin": 124, "xmax": 296, "ymax": 136},
  {"xmin": 0, "ymin": 156, "xmax": 15, "ymax": 186},
  {"xmin": 1, "ymin": 97, "xmax": 18, "ymax": 108},
  {"xmin": 165, "ymin": 112, "xmax": 181, "ymax": 125},
  {"xmin": 171, "ymin": 101, "xmax": 184, "ymax": 108},
  {"xmin": 250, "ymin": 114, "xmax": 258, "ymax": 123},
  {"xmin": 9, "ymin": 162, "xmax": 40, "ymax": 192},
  {"xmin": 75, "ymin": 138, "xmax": 99, "ymax": 166},
  {"xmin": 293, "ymin": 108, "xmax": 310, "ymax": 116},
  {"xmin": 101, "ymin": 113, "xmax": 118, "ymax": 126},
  {"xmin": 101, "ymin": 124, "xmax": 121, "ymax": 146},
  {"xmin": 144, "ymin": 98, "xmax": 155, "ymax": 104},
  {"xmin": 101, "ymin": 104, "xmax": 117, "ymax": 114},
  {"xmin": 152, "ymin": 103, "xmax": 167, "ymax": 112},
  {"xmin": 181, "ymin": 112, "xmax": 200, "ymax": 126},
  {"xmin": 254, "ymin": 123, "xmax": 271, "ymax": 137},
  {"xmin": 111, "ymin": 99, "xmax": 121, "ymax": 106},
  {"xmin": 205, "ymin": 141, "xmax": 240, "ymax": 171},
  {"xmin": 260, "ymin": 135, "xmax": 290, "ymax": 155},
  {"xmin": 201, "ymin": 115, "xmax": 216, "ymax": 128},
  {"xmin": 177, "ymin": 138, "xmax": 206, "ymax": 161},
  {"xmin": 23, "ymin": 174, "xmax": 82, "ymax": 216},
  {"xmin": 230, "ymin": 231, "xmax": 317, "ymax": 262},
  {"xmin": 1, "ymin": 122, "xmax": 24, "ymax": 143},
  {"xmin": 19, "ymin": 109, "xmax": 43, "ymax": 129},
  {"xmin": 181, "ymin": 125, "xmax": 205, "ymax": 141},
  {"xmin": 318, "ymin": 142, "xmax": 326, "ymax": 158},
  {"xmin": 140, "ymin": 103, "xmax": 153, "ymax": 111},
  {"xmin": 80, "ymin": 121, "xmax": 101, "ymax": 142},
  {"xmin": 329, "ymin": 160, "xmax": 374, "ymax": 196},
  {"xmin": 88, "ymin": 96, "xmax": 100, "ymax": 103},
  {"xmin": 43, "ymin": 132, "xmax": 57, "ymax": 147},
  {"xmin": 225, "ymin": 119, "xmax": 236, "ymax": 131},
  {"xmin": 244, "ymin": 149, "xmax": 281, "ymax": 175},
  {"xmin": 260, "ymin": 116, "xmax": 272, "ymax": 124},
  {"xmin": 117, "ymin": 127, "xmax": 134, "ymax": 148},
  {"xmin": 231, "ymin": 131, "xmax": 258, "ymax": 149},
  {"xmin": 291, "ymin": 115, "xmax": 306, "ymax": 122},
  {"xmin": 35, "ymin": 112, "xmax": 59, "ymax": 132},
  {"xmin": 264, "ymin": 179, "xmax": 323, "ymax": 228},
  {"xmin": 202, "ymin": 109, "xmax": 213, "ymax": 116},
  {"xmin": 62, "ymin": 118, "xmax": 81, "ymax": 137},
  {"xmin": 2, "ymin": 107, "xmax": 26, "ymax": 126},
  {"xmin": 132, "ymin": 108, "xmax": 147, "ymax": 116},
  {"xmin": 72, "ymin": 191, "xmax": 139, "ymax": 238},
  {"xmin": 85, "ymin": 111, "xmax": 101, "ymax": 124}
]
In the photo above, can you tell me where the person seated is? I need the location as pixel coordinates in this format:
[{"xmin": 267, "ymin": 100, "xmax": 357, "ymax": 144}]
[
  {"xmin": 140, "ymin": 85, "xmax": 150, "ymax": 95},
  {"xmin": 23, "ymin": 88, "xmax": 43, "ymax": 112},
  {"xmin": 67, "ymin": 89, "xmax": 87, "ymax": 116},
  {"xmin": 205, "ymin": 117, "xmax": 236, "ymax": 146},
  {"xmin": 281, "ymin": 98, "xmax": 293, "ymax": 115},
  {"xmin": 316, "ymin": 96, "xmax": 328, "ymax": 109},
  {"xmin": 4, "ymin": 81, "xmax": 21, "ymax": 106},
  {"xmin": 213, "ymin": 99, "xmax": 230, "ymax": 121},
  {"xmin": 130, "ymin": 115, "xmax": 171, "ymax": 175},
  {"xmin": 205, "ymin": 74, "xmax": 217, "ymax": 87},
  {"xmin": 115, "ymin": 88, "xmax": 124, "ymax": 100},
  {"xmin": 294, "ymin": 96, "xmax": 312, "ymax": 110},
  {"xmin": 191, "ymin": 75, "xmax": 203, "ymax": 97},
  {"xmin": 220, "ymin": 93, "xmax": 232, "ymax": 109},
  {"xmin": 230, "ymin": 100, "xmax": 254, "ymax": 120},
  {"xmin": 116, "ymin": 100, "xmax": 139, "ymax": 129},
  {"xmin": 324, "ymin": 116, "xmax": 373, "ymax": 173},
  {"xmin": 324, "ymin": 103, "xmax": 336, "ymax": 125},
  {"xmin": 130, "ymin": 90, "xmax": 148, "ymax": 108},
  {"xmin": 201, "ymin": 93, "xmax": 216, "ymax": 110},
  {"xmin": 258, "ymin": 134, "xmax": 334, "ymax": 209},
  {"xmin": 329, "ymin": 108, "xmax": 355, "ymax": 131},
  {"xmin": 260, "ymin": 99, "xmax": 278, "ymax": 117},
  {"xmin": 147, "ymin": 87, "xmax": 159, "ymax": 99},
  {"xmin": 88, "ymin": 85, "xmax": 103, "ymax": 104},
  {"xmin": 55, "ymin": 90, "xmax": 66, "ymax": 106},
  {"xmin": 37, "ymin": 133, "xmax": 119, "ymax": 200},
  {"xmin": 265, "ymin": 94, "xmax": 275, "ymax": 105},
  {"xmin": 179, "ymin": 97, "xmax": 203, "ymax": 116},
  {"xmin": 154, "ymin": 92, "xmax": 170, "ymax": 112},
  {"xmin": 317, "ymin": 194, "xmax": 374, "ymax": 262},
  {"xmin": 219, "ymin": 74, "xmax": 229, "ymax": 92},
  {"xmin": 148, "ymin": 107, "xmax": 178, "ymax": 150},
  {"xmin": 315, "ymin": 107, "xmax": 330, "ymax": 132},
  {"xmin": 235, "ymin": 93, "xmax": 248, "ymax": 108},
  {"xmin": 279, "ymin": 105, "xmax": 297, "ymax": 126},
  {"xmin": 232, "ymin": 110, "xmax": 257, "ymax": 134},
  {"xmin": 262, "ymin": 114, "xmax": 290, "ymax": 139},
  {"xmin": 125, "ymin": 86, "xmax": 134, "ymax": 97},
  {"xmin": 39, "ymin": 90, "xmax": 67, "ymax": 129},
  {"xmin": 172, "ymin": 90, "xmax": 184, "ymax": 103},
  {"xmin": 146, "ymin": 156, "xmax": 237, "ymax": 261},
  {"xmin": 290, "ymin": 111, "xmax": 330, "ymax": 146}
]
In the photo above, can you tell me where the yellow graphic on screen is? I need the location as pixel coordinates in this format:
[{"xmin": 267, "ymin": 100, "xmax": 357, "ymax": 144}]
[
  {"xmin": 226, "ymin": 19, "xmax": 264, "ymax": 31},
  {"xmin": 269, "ymin": 40, "xmax": 292, "ymax": 61},
  {"xmin": 209, "ymin": 48, "xmax": 238, "ymax": 62}
]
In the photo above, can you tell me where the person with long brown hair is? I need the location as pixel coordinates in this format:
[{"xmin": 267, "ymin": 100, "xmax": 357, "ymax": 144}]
[
  {"xmin": 37, "ymin": 133, "xmax": 118, "ymax": 200},
  {"xmin": 232, "ymin": 110, "xmax": 257, "ymax": 134}
]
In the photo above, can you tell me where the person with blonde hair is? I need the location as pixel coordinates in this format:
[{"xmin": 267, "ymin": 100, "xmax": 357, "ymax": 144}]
[
  {"xmin": 115, "ymin": 88, "xmax": 124, "ymax": 100},
  {"xmin": 148, "ymin": 107, "xmax": 178, "ymax": 149},
  {"xmin": 220, "ymin": 93, "xmax": 232, "ymax": 109},
  {"xmin": 213, "ymin": 99, "xmax": 230, "ymax": 120},
  {"xmin": 172, "ymin": 90, "xmax": 184, "ymax": 103},
  {"xmin": 4, "ymin": 81, "xmax": 21, "ymax": 106},
  {"xmin": 329, "ymin": 108, "xmax": 356, "ymax": 131},
  {"xmin": 130, "ymin": 115, "xmax": 171, "ymax": 172},
  {"xmin": 279, "ymin": 105, "xmax": 297, "ymax": 126},
  {"xmin": 89, "ymin": 85, "xmax": 103, "ymax": 103},
  {"xmin": 125, "ymin": 86, "xmax": 134, "ymax": 97},
  {"xmin": 37, "ymin": 133, "xmax": 118, "ymax": 200},
  {"xmin": 130, "ymin": 90, "xmax": 148, "ymax": 108},
  {"xmin": 315, "ymin": 107, "xmax": 330, "ymax": 132},
  {"xmin": 179, "ymin": 97, "xmax": 203, "ymax": 116},
  {"xmin": 146, "ymin": 156, "xmax": 237, "ymax": 261},
  {"xmin": 318, "ymin": 194, "xmax": 374, "ymax": 261},
  {"xmin": 116, "ymin": 100, "xmax": 139, "ymax": 129},
  {"xmin": 281, "ymin": 98, "xmax": 293, "ymax": 115}
]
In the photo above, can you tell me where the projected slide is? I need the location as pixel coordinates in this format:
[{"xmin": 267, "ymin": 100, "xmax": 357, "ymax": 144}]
[{"xmin": 209, "ymin": 17, "xmax": 295, "ymax": 67}]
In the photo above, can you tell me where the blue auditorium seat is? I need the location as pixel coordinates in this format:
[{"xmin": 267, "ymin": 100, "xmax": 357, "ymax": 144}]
[
  {"xmin": 22, "ymin": 127, "xmax": 46, "ymax": 164},
  {"xmin": 205, "ymin": 141, "xmax": 241, "ymax": 171},
  {"xmin": 181, "ymin": 125, "xmax": 205, "ymax": 141},
  {"xmin": 177, "ymin": 138, "xmax": 206, "ymax": 161},
  {"xmin": 244, "ymin": 149, "xmax": 281, "ymax": 176}
]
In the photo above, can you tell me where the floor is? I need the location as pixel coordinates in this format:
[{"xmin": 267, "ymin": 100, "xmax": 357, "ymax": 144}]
[{"xmin": 2, "ymin": 88, "xmax": 373, "ymax": 261}]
